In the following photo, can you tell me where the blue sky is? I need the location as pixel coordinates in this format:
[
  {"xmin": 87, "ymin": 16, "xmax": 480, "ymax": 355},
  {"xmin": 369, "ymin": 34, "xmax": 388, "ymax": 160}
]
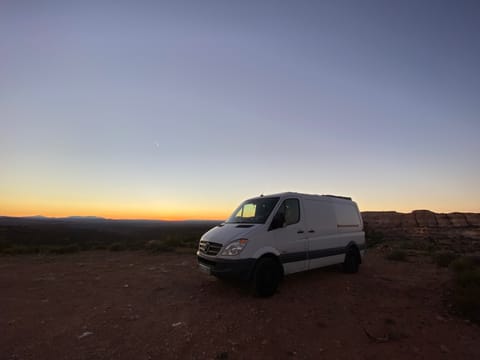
[{"xmin": 1, "ymin": 0, "xmax": 479, "ymax": 219}]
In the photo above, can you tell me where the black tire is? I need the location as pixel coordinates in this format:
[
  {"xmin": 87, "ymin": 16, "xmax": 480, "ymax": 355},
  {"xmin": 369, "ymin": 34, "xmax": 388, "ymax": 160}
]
[
  {"xmin": 252, "ymin": 257, "xmax": 281, "ymax": 297},
  {"xmin": 343, "ymin": 249, "xmax": 359, "ymax": 273}
]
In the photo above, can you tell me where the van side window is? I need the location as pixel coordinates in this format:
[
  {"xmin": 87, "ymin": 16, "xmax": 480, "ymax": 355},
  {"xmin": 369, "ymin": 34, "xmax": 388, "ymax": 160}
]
[
  {"xmin": 277, "ymin": 198, "xmax": 300, "ymax": 226},
  {"xmin": 334, "ymin": 203, "xmax": 360, "ymax": 227}
]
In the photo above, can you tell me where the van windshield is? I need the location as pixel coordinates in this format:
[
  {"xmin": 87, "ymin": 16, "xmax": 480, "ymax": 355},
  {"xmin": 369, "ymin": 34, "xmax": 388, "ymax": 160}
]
[{"xmin": 226, "ymin": 197, "xmax": 280, "ymax": 224}]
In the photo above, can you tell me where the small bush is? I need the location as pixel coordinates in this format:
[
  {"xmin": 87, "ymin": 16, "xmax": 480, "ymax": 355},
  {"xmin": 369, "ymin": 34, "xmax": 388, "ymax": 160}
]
[
  {"xmin": 48, "ymin": 244, "xmax": 80, "ymax": 254},
  {"xmin": 0, "ymin": 246, "xmax": 37, "ymax": 255},
  {"xmin": 365, "ymin": 229, "xmax": 385, "ymax": 248},
  {"xmin": 450, "ymin": 256, "xmax": 476, "ymax": 273},
  {"xmin": 1, "ymin": 244, "xmax": 81, "ymax": 255},
  {"xmin": 93, "ymin": 244, "xmax": 108, "ymax": 250},
  {"xmin": 164, "ymin": 237, "xmax": 183, "ymax": 248},
  {"xmin": 433, "ymin": 252, "xmax": 458, "ymax": 267},
  {"xmin": 386, "ymin": 249, "xmax": 408, "ymax": 262},
  {"xmin": 109, "ymin": 242, "xmax": 127, "ymax": 251},
  {"xmin": 145, "ymin": 240, "xmax": 174, "ymax": 253},
  {"xmin": 397, "ymin": 239, "xmax": 438, "ymax": 252},
  {"xmin": 450, "ymin": 256, "xmax": 480, "ymax": 323}
]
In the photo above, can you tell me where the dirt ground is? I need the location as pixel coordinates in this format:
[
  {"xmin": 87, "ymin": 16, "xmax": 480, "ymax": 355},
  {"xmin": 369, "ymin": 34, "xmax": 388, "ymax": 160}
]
[{"xmin": 1, "ymin": 250, "xmax": 479, "ymax": 360}]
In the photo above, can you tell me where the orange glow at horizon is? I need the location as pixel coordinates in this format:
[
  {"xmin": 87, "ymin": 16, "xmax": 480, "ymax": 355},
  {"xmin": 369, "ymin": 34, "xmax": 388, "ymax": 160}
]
[
  {"xmin": 0, "ymin": 203, "xmax": 231, "ymax": 221},
  {"xmin": 0, "ymin": 208, "xmax": 230, "ymax": 221}
]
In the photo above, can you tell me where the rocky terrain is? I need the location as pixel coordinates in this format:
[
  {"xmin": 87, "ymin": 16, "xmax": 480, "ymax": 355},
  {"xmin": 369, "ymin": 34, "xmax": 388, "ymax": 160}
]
[
  {"xmin": 2, "ymin": 250, "xmax": 480, "ymax": 360},
  {"xmin": 362, "ymin": 211, "xmax": 480, "ymax": 254}
]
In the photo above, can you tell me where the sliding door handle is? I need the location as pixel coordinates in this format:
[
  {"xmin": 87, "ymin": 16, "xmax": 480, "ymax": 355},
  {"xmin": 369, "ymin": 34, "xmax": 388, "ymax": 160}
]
[
  {"xmin": 297, "ymin": 230, "xmax": 304, "ymax": 234},
  {"xmin": 308, "ymin": 230, "xmax": 315, "ymax": 233}
]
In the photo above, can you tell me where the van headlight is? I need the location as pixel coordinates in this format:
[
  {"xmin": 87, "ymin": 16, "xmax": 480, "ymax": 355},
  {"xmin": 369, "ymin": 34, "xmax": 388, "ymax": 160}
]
[{"xmin": 220, "ymin": 239, "xmax": 248, "ymax": 256}]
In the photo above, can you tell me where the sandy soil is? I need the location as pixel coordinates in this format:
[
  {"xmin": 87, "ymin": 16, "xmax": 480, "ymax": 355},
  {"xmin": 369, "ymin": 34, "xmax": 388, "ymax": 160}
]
[{"xmin": 1, "ymin": 250, "xmax": 479, "ymax": 360}]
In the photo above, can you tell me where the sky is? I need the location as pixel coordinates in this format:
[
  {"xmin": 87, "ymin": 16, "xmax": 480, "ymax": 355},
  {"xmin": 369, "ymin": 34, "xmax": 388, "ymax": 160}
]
[{"xmin": 1, "ymin": 0, "xmax": 479, "ymax": 220}]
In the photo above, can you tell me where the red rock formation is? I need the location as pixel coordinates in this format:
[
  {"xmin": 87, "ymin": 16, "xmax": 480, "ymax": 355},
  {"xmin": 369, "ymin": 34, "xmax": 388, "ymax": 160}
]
[{"xmin": 362, "ymin": 210, "xmax": 480, "ymax": 253}]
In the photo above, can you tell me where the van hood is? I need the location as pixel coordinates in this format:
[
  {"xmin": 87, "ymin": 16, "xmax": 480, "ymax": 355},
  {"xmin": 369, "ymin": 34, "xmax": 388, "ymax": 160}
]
[{"xmin": 201, "ymin": 223, "xmax": 261, "ymax": 244}]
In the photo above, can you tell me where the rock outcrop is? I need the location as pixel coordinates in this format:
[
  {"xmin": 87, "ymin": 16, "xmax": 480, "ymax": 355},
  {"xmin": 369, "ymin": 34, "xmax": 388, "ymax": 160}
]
[
  {"xmin": 362, "ymin": 210, "xmax": 480, "ymax": 229},
  {"xmin": 362, "ymin": 210, "xmax": 480, "ymax": 253}
]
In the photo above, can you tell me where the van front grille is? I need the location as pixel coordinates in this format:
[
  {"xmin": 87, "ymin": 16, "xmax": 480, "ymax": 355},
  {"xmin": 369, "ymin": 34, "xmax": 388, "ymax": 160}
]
[{"xmin": 198, "ymin": 240, "xmax": 222, "ymax": 256}]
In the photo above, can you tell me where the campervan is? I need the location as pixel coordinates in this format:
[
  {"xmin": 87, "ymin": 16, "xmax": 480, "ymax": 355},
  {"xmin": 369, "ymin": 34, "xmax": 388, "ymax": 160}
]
[{"xmin": 197, "ymin": 192, "xmax": 365, "ymax": 296}]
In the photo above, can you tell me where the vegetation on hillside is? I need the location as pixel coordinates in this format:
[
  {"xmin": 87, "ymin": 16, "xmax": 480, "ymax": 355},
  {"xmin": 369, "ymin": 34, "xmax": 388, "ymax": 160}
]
[
  {"xmin": 450, "ymin": 256, "xmax": 480, "ymax": 324},
  {"xmin": 0, "ymin": 219, "xmax": 219, "ymax": 255}
]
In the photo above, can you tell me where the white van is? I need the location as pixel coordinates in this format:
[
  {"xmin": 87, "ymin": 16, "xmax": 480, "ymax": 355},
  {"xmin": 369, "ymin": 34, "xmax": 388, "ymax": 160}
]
[{"xmin": 197, "ymin": 192, "xmax": 365, "ymax": 296}]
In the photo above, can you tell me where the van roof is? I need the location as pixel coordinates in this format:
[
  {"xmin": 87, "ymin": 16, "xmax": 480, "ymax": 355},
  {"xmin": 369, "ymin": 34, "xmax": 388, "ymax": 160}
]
[{"xmin": 254, "ymin": 192, "xmax": 353, "ymax": 201}]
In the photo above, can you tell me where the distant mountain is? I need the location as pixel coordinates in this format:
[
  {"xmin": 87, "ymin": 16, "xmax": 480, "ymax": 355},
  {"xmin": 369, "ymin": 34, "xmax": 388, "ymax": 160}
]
[{"xmin": 64, "ymin": 216, "xmax": 106, "ymax": 221}]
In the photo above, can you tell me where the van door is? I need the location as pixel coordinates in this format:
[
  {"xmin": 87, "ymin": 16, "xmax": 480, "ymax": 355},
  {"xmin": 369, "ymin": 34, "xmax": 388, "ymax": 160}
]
[
  {"xmin": 270, "ymin": 198, "xmax": 308, "ymax": 274},
  {"xmin": 303, "ymin": 199, "xmax": 344, "ymax": 269}
]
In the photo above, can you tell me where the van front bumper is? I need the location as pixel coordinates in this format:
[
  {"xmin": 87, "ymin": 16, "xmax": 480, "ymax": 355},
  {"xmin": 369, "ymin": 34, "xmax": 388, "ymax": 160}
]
[{"xmin": 197, "ymin": 255, "xmax": 256, "ymax": 281}]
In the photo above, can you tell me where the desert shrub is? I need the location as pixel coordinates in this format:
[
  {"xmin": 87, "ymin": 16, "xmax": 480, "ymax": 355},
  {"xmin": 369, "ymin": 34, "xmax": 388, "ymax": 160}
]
[
  {"xmin": 450, "ymin": 256, "xmax": 480, "ymax": 323},
  {"xmin": 145, "ymin": 234, "xmax": 198, "ymax": 252},
  {"xmin": 145, "ymin": 240, "xmax": 174, "ymax": 253},
  {"xmin": 397, "ymin": 240, "xmax": 414, "ymax": 250},
  {"xmin": 432, "ymin": 251, "xmax": 458, "ymax": 267},
  {"xmin": 109, "ymin": 242, "xmax": 127, "ymax": 251},
  {"xmin": 450, "ymin": 256, "xmax": 477, "ymax": 273},
  {"xmin": 124, "ymin": 241, "xmax": 145, "ymax": 251},
  {"xmin": 365, "ymin": 228, "xmax": 385, "ymax": 248},
  {"xmin": 0, "ymin": 245, "xmax": 37, "ymax": 255},
  {"xmin": 385, "ymin": 249, "xmax": 408, "ymax": 262},
  {"xmin": 47, "ymin": 244, "xmax": 80, "ymax": 254},
  {"xmin": 397, "ymin": 239, "xmax": 438, "ymax": 253},
  {"xmin": 1, "ymin": 244, "xmax": 81, "ymax": 255},
  {"xmin": 426, "ymin": 243, "xmax": 437, "ymax": 254},
  {"xmin": 176, "ymin": 235, "xmax": 199, "ymax": 248},
  {"xmin": 163, "ymin": 238, "xmax": 179, "ymax": 248},
  {"xmin": 93, "ymin": 243, "xmax": 108, "ymax": 250}
]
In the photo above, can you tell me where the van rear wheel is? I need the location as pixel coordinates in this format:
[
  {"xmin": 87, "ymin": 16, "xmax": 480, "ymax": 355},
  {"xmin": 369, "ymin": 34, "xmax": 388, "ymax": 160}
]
[
  {"xmin": 252, "ymin": 257, "xmax": 281, "ymax": 297},
  {"xmin": 343, "ymin": 250, "xmax": 359, "ymax": 273}
]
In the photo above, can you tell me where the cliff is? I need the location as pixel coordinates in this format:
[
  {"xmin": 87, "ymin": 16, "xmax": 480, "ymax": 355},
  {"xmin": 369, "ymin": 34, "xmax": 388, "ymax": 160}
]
[{"xmin": 362, "ymin": 210, "xmax": 480, "ymax": 253}]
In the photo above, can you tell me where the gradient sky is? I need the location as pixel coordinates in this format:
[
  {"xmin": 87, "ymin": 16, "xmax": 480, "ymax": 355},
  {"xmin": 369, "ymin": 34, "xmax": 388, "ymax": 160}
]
[{"xmin": 1, "ymin": 0, "xmax": 479, "ymax": 220}]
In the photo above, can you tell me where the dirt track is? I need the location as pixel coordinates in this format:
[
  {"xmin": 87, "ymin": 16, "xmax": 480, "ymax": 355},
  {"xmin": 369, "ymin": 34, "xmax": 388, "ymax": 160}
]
[{"xmin": 1, "ymin": 250, "xmax": 479, "ymax": 360}]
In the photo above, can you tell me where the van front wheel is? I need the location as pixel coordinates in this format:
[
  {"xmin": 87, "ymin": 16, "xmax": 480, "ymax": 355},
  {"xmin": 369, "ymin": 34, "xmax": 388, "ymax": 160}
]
[
  {"xmin": 252, "ymin": 257, "xmax": 281, "ymax": 297},
  {"xmin": 343, "ymin": 250, "xmax": 359, "ymax": 273}
]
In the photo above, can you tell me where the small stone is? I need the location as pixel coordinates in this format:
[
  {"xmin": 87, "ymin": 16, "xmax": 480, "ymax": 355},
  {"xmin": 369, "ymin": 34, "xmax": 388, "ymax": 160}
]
[{"xmin": 78, "ymin": 331, "xmax": 93, "ymax": 339}]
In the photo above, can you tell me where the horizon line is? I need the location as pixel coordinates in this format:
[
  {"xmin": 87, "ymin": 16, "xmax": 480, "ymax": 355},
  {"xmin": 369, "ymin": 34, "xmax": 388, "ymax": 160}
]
[{"xmin": 1, "ymin": 208, "xmax": 479, "ymax": 222}]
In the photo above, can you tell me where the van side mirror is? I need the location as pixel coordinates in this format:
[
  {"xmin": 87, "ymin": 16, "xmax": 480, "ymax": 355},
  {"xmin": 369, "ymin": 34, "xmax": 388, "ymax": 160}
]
[{"xmin": 269, "ymin": 212, "xmax": 285, "ymax": 231}]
